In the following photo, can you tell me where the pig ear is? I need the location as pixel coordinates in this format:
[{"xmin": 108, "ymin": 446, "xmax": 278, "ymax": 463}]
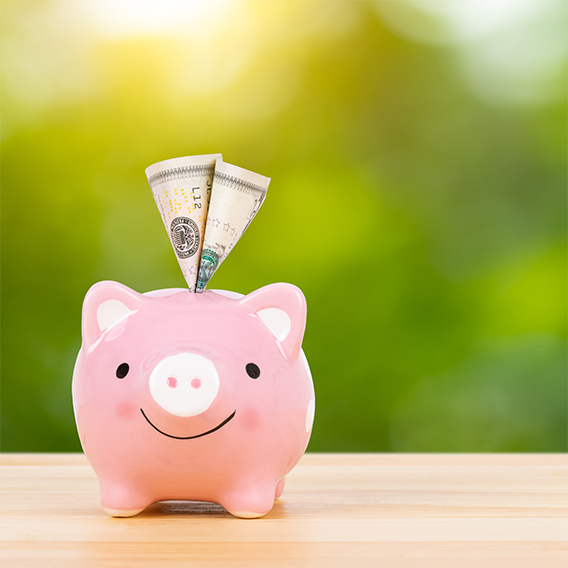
[
  {"xmin": 82, "ymin": 281, "xmax": 143, "ymax": 347},
  {"xmin": 238, "ymin": 283, "xmax": 307, "ymax": 360}
]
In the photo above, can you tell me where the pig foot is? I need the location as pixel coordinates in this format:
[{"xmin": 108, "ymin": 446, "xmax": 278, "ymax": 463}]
[
  {"xmin": 222, "ymin": 483, "xmax": 277, "ymax": 519},
  {"xmin": 104, "ymin": 507, "xmax": 145, "ymax": 518},
  {"xmin": 275, "ymin": 477, "xmax": 286, "ymax": 500},
  {"xmin": 100, "ymin": 481, "xmax": 150, "ymax": 518}
]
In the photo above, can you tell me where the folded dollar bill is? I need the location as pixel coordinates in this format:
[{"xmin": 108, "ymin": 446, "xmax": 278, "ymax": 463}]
[
  {"xmin": 146, "ymin": 155, "xmax": 269, "ymax": 292},
  {"xmin": 196, "ymin": 160, "xmax": 270, "ymax": 292},
  {"xmin": 146, "ymin": 154, "xmax": 221, "ymax": 292}
]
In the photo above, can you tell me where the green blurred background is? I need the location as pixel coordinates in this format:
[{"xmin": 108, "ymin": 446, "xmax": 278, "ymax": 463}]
[{"xmin": 1, "ymin": 0, "xmax": 566, "ymax": 452}]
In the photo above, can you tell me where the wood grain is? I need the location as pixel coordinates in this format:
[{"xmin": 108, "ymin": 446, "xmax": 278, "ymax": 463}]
[{"xmin": 1, "ymin": 453, "xmax": 566, "ymax": 567}]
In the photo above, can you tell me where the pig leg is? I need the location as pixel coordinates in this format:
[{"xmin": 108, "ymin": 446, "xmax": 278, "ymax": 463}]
[
  {"xmin": 275, "ymin": 477, "xmax": 286, "ymax": 500},
  {"xmin": 221, "ymin": 481, "xmax": 278, "ymax": 519},
  {"xmin": 99, "ymin": 480, "xmax": 151, "ymax": 517}
]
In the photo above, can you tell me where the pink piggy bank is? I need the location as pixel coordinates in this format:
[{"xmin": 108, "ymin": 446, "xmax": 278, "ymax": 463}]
[{"xmin": 72, "ymin": 281, "xmax": 315, "ymax": 518}]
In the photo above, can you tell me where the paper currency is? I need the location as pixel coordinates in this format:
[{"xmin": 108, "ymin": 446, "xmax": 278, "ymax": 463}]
[
  {"xmin": 146, "ymin": 154, "xmax": 221, "ymax": 291},
  {"xmin": 196, "ymin": 160, "xmax": 270, "ymax": 292}
]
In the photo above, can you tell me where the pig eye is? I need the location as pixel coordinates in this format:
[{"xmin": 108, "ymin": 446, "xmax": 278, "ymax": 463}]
[
  {"xmin": 116, "ymin": 363, "xmax": 129, "ymax": 379},
  {"xmin": 246, "ymin": 363, "xmax": 260, "ymax": 379}
]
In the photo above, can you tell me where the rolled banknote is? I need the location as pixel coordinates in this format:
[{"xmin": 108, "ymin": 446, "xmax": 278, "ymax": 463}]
[
  {"xmin": 196, "ymin": 160, "xmax": 270, "ymax": 292},
  {"xmin": 146, "ymin": 154, "xmax": 221, "ymax": 291}
]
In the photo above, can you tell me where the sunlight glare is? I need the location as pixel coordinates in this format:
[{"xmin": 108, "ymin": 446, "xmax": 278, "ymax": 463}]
[{"xmin": 84, "ymin": 0, "xmax": 232, "ymax": 38}]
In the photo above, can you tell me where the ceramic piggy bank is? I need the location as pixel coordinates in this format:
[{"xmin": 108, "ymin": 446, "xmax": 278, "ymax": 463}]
[{"xmin": 72, "ymin": 281, "xmax": 315, "ymax": 518}]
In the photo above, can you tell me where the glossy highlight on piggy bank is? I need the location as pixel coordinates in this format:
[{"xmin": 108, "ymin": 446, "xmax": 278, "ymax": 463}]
[{"xmin": 72, "ymin": 281, "xmax": 315, "ymax": 518}]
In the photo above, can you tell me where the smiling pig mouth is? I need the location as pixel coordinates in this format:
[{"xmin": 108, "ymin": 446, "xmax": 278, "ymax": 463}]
[{"xmin": 140, "ymin": 409, "xmax": 236, "ymax": 440}]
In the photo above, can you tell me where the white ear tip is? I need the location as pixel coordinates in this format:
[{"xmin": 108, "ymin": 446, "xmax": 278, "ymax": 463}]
[
  {"xmin": 256, "ymin": 308, "xmax": 291, "ymax": 341},
  {"xmin": 96, "ymin": 299, "xmax": 132, "ymax": 332}
]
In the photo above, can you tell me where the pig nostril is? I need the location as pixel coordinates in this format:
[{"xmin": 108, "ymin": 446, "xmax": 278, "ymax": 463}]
[
  {"xmin": 191, "ymin": 378, "xmax": 202, "ymax": 389},
  {"xmin": 166, "ymin": 376, "xmax": 178, "ymax": 388}
]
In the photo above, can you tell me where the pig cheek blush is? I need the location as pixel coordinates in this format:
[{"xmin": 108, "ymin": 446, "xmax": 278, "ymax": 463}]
[{"xmin": 115, "ymin": 401, "xmax": 137, "ymax": 419}]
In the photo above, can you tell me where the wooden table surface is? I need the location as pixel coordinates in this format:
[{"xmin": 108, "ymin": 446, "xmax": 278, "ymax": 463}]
[{"xmin": 1, "ymin": 453, "xmax": 567, "ymax": 567}]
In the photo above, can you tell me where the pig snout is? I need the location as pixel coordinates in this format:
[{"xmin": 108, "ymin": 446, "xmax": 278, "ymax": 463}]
[{"xmin": 149, "ymin": 353, "xmax": 220, "ymax": 417}]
